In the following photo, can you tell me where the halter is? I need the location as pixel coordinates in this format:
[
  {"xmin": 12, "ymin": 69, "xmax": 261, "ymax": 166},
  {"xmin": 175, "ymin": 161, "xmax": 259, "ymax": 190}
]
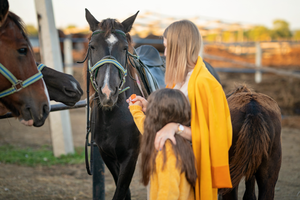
[
  {"xmin": 88, "ymin": 29, "xmax": 129, "ymax": 94},
  {"xmin": 0, "ymin": 63, "xmax": 45, "ymax": 98}
]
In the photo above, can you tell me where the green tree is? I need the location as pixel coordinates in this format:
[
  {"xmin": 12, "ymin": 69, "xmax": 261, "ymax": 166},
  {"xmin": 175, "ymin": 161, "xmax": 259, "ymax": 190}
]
[
  {"xmin": 293, "ymin": 30, "xmax": 300, "ymax": 41},
  {"xmin": 271, "ymin": 19, "xmax": 292, "ymax": 40},
  {"xmin": 205, "ymin": 33, "xmax": 218, "ymax": 42},
  {"xmin": 246, "ymin": 26, "xmax": 271, "ymax": 41},
  {"xmin": 25, "ymin": 24, "xmax": 38, "ymax": 36}
]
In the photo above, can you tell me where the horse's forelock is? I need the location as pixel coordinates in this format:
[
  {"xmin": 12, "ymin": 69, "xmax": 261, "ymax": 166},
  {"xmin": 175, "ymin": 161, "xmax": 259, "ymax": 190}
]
[{"xmin": 99, "ymin": 18, "xmax": 122, "ymax": 37}]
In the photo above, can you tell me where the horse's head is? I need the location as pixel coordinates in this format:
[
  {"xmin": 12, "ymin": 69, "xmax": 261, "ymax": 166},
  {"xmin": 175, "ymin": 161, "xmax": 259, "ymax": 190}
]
[
  {"xmin": 41, "ymin": 65, "xmax": 83, "ymax": 106},
  {"xmin": 0, "ymin": 0, "xmax": 49, "ymax": 127},
  {"xmin": 85, "ymin": 9, "xmax": 138, "ymax": 108}
]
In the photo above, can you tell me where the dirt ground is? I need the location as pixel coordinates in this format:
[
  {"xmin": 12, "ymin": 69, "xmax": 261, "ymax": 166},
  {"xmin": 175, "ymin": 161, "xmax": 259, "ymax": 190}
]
[{"xmin": 1, "ymin": 49, "xmax": 300, "ymax": 199}]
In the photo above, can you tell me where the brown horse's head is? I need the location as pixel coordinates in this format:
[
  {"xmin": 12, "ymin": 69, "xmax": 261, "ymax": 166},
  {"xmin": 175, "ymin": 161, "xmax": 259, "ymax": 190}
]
[
  {"xmin": 84, "ymin": 9, "xmax": 138, "ymax": 108},
  {"xmin": 0, "ymin": 0, "xmax": 49, "ymax": 127}
]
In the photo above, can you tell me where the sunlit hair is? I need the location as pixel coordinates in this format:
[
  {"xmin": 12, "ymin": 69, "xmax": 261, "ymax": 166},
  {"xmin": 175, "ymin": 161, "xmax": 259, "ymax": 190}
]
[
  {"xmin": 140, "ymin": 88, "xmax": 197, "ymax": 186},
  {"xmin": 163, "ymin": 20, "xmax": 202, "ymax": 86}
]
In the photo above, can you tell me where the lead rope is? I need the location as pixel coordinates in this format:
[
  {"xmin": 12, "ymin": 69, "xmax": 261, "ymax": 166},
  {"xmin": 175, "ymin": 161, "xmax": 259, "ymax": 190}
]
[{"xmin": 77, "ymin": 47, "xmax": 93, "ymax": 175}]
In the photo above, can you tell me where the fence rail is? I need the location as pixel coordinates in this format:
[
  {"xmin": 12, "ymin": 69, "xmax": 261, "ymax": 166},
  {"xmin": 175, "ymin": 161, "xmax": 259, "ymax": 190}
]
[
  {"xmin": 203, "ymin": 54, "xmax": 300, "ymax": 79},
  {"xmin": 0, "ymin": 100, "xmax": 87, "ymax": 120}
]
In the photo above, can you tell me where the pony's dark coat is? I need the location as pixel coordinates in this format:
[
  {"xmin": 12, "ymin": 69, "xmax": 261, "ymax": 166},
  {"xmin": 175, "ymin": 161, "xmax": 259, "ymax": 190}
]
[{"xmin": 221, "ymin": 85, "xmax": 282, "ymax": 200}]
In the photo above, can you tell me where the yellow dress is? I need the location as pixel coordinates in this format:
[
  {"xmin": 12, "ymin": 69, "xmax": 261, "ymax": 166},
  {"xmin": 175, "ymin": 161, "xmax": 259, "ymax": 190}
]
[{"xmin": 129, "ymin": 105, "xmax": 195, "ymax": 200}]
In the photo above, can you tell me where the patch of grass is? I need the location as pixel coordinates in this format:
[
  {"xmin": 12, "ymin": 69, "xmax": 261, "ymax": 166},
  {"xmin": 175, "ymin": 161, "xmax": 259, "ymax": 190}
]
[{"xmin": 0, "ymin": 145, "xmax": 85, "ymax": 167}]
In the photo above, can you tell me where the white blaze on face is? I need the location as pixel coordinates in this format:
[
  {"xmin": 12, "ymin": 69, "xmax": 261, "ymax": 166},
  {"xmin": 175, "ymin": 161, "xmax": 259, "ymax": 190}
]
[
  {"xmin": 106, "ymin": 33, "xmax": 118, "ymax": 53},
  {"xmin": 101, "ymin": 65, "xmax": 112, "ymax": 98},
  {"xmin": 101, "ymin": 33, "xmax": 118, "ymax": 98}
]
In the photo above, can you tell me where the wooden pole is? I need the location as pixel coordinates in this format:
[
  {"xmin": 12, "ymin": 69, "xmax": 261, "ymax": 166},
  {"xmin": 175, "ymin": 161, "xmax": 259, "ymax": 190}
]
[
  {"xmin": 34, "ymin": 0, "xmax": 74, "ymax": 157},
  {"xmin": 255, "ymin": 42, "xmax": 262, "ymax": 83},
  {"xmin": 64, "ymin": 35, "xmax": 74, "ymax": 75}
]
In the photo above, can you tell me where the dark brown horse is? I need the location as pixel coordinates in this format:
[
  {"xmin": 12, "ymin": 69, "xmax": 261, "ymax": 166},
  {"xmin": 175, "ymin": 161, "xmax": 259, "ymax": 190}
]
[
  {"xmin": 40, "ymin": 64, "xmax": 83, "ymax": 106},
  {"xmin": 220, "ymin": 85, "xmax": 282, "ymax": 200},
  {"xmin": 83, "ymin": 9, "xmax": 148, "ymax": 200},
  {"xmin": 0, "ymin": 0, "xmax": 49, "ymax": 127}
]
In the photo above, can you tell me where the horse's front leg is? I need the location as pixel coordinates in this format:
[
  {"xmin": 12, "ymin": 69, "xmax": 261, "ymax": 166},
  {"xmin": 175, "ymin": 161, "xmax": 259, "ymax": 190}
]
[
  {"xmin": 221, "ymin": 187, "xmax": 238, "ymax": 200},
  {"xmin": 243, "ymin": 176, "xmax": 256, "ymax": 200},
  {"xmin": 112, "ymin": 149, "xmax": 139, "ymax": 200}
]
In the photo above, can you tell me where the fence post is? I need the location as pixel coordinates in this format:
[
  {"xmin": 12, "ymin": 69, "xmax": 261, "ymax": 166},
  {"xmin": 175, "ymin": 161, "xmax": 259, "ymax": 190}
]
[
  {"xmin": 34, "ymin": 0, "xmax": 74, "ymax": 157},
  {"xmin": 199, "ymin": 37, "xmax": 204, "ymax": 58},
  {"xmin": 255, "ymin": 42, "xmax": 262, "ymax": 83},
  {"xmin": 64, "ymin": 35, "xmax": 73, "ymax": 75}
]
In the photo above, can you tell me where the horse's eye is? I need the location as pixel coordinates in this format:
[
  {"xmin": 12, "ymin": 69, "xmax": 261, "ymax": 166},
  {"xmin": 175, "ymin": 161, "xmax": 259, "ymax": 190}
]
[
  {"xmin": 91, "ymin": 45, "xmax": 95, "ymax": 50},
  {"xmin": 18, "ymin": 48, "xmax": 27, "ymax": 55},
  {"xmin": 124, "ymin": 46, "xmax": 128, "ymax": 51}
]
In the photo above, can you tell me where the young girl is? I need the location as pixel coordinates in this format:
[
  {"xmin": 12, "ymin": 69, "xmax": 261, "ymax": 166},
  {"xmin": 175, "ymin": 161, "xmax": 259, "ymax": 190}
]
[
  {"xmin": 129, "ymin": 19, "xmax": 232, "ymax": 200},
  {"xmin": 129, "ymin": 88, "xmax": 197, "ymax": 200}
]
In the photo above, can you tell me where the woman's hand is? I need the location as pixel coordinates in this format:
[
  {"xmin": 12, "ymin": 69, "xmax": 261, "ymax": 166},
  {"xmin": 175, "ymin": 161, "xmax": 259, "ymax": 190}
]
[
  {"xmin": 126, "ymin": 95, "xmax": 148, "ymax": 112},
  {"xmin": 154, "ymin": 122, "xmax": 178, "ymax": 151},
  {"xmin": 154, "ymin": 123, "xmax": 192, "ymax": 151}
]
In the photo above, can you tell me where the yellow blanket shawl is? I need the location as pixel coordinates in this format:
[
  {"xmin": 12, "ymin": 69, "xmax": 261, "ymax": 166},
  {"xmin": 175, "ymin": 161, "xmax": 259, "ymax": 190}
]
[{"xmin": 188, "ymin": 56, "xmax": 232, "ymax": 200}]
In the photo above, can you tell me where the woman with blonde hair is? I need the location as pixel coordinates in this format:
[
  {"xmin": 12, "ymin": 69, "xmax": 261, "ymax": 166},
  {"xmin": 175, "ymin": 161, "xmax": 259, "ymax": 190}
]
[{"xmin": 128, "ymin": 19, "xmax": 232, "ymax": 200}]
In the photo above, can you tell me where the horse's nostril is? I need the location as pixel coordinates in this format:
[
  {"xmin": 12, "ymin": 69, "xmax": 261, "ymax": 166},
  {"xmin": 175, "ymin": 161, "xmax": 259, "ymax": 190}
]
[
  {"xmin": 114, "ymin": 87, "xmax": 119, "ymax": 95},
  {"xmin": 43, "ymin": 103, "xmax": 49, "ymax": 118},
  {"xmin": 64, "ymin": 87, "xmax": 77, "ymax": 97}
]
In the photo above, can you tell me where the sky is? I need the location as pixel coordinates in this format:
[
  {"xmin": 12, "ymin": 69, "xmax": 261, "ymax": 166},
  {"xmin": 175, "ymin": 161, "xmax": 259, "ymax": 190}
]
[{"xmin": 8, "ymin": 0, "xmax": 300, "ymax": 30}]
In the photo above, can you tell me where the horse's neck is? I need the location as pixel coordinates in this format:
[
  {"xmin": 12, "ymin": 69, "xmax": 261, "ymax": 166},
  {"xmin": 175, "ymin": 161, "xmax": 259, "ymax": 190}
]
[{"xmin": 125, "ymin": 69, "xmax": 147, "ymax": 99}]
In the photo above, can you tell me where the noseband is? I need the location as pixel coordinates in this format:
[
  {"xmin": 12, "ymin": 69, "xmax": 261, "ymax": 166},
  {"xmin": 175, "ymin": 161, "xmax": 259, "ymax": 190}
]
[
  {"xmin": 0, "ymin": 63, "xmax": 45, "ymax": 98},
  {"xmin": 85, "ymin": 29, "xmax": 130, "ymax": 94}
]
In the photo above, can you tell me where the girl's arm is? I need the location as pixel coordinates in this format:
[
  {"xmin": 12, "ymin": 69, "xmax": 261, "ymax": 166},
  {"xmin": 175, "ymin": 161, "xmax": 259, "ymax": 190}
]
[
  {"xmin": 154, "ymin": 123, "xmax": 191, "ymax": 151},
  {"xmin": 127, "ymin": 95, "xmax": 147, "ymax": 135},
  {"xmin": 126, "ymin": 95, "xmax": 148, "ymax": 112}
]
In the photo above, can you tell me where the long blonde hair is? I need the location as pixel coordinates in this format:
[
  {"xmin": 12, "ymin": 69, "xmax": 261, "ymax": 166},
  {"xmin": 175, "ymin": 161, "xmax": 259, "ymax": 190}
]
[{"xmin": 163, "ymin": 20, "xmax": 202, "ymax": 86}]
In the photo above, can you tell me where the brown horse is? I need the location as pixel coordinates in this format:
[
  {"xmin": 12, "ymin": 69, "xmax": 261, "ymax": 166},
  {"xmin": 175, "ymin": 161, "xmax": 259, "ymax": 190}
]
[
  {"xmin": 220, "ymin": 85, "xmax": 282, "ymax": 200},
  {"xmin": 0, "ymin": 0, "xmax": 49, "ymax": 127}
]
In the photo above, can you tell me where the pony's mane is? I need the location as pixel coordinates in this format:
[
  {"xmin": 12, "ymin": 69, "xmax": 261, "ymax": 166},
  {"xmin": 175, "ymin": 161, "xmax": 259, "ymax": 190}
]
[
  {"xmin": 226, "ymin": 84, "xmax": 252, "ymax": 99},
  {"xmin": 6, "ymin": 12, "xmax": 32, "ymax": 49}
]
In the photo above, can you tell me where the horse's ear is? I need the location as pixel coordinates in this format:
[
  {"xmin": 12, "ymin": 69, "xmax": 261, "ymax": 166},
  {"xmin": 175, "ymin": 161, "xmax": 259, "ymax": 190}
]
[
  {"xmin": 85, "ymin": 8, "xmax": 99, "ymax": 32},
  {"xmin": 121, "ymin": 11, "xmax": 139, "ymax": 33},
  {"xmin": 0, "ymin": 0, "xmax": 9, "ymax": 27}
]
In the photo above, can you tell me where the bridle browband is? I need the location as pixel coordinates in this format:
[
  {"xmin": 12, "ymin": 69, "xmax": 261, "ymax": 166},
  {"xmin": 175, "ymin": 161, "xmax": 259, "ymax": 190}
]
[{"xmin": 0, "ymin": 63, "xmax": 45, "ymax": 98}]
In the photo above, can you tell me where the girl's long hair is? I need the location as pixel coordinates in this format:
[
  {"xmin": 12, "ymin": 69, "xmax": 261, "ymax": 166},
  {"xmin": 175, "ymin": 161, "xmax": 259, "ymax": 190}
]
[
  {"xmin": 163, "ymin": 20, "xmax": 202, "ymax": 86},
  {"xmin": 140, "ymin": 88, "xmax": 197, "ymax": 186}
]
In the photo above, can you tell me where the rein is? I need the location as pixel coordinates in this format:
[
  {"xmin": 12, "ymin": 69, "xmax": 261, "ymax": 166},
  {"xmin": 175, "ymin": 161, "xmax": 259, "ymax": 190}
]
[{"xmin": 0, "ymin": 63, "xmax": 45, "ymax": 98}]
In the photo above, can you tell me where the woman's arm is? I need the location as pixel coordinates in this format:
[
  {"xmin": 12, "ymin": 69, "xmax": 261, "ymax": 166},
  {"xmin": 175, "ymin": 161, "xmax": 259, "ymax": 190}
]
[{"xmin": 154, "ymin": 123, "xmax": 192, "ymax": 151}]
